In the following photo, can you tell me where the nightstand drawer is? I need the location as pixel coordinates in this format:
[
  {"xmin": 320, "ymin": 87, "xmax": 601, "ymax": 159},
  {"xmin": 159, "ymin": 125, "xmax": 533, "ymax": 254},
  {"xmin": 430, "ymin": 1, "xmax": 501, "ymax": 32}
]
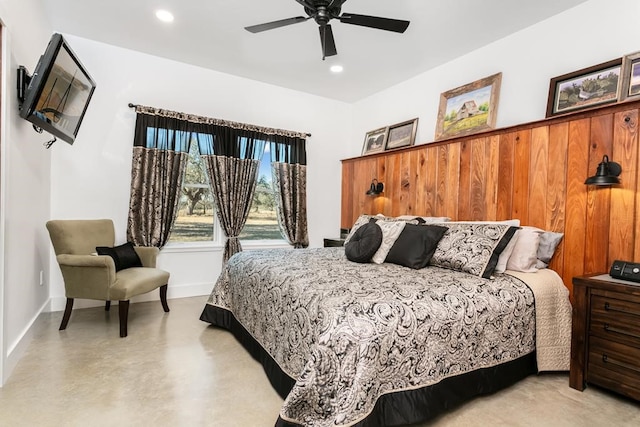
[
  {"xmin": 590, "ymin": 294, "xmax": 640, "ymax": 346},
  {"xmin": 587, "ymin": 336, "xmax": 640, "ymax": 400}
]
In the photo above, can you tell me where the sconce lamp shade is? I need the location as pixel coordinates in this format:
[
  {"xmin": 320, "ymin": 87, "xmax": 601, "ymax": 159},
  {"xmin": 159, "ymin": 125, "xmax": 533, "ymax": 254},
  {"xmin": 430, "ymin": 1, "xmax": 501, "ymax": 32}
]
[
  {"xmin": 585, "ymin": 155, "xmax": 622, "ymax": 186},
  {"xmin": 366, "ymin": 179, "xmax": 384, "ymax": 195}
]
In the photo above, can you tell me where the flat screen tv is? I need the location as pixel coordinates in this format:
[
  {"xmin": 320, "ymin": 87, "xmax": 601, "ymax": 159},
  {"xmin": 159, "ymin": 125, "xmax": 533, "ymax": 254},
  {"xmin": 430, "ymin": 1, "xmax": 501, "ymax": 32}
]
[{"xmin": 18, "ymin": 33, "xmax": 96, "ymax": 145}]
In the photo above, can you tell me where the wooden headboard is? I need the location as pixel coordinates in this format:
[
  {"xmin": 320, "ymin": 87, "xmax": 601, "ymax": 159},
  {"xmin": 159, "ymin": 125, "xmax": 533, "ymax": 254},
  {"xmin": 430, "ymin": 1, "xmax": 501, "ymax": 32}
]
[{"xmin": 341, "ymin": 101, "xmax": 640, "ymax": 294}]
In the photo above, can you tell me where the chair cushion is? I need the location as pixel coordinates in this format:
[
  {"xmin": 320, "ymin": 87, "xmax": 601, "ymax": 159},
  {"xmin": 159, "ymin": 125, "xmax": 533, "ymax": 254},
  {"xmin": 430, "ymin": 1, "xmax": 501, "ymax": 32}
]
[
  {"xmin": 96, "ymin": 242, "xmax": 143, "ymax": 272},
  {"xmin": 111, "ymin": 267, "xmax": 170, "ymax": 300}
]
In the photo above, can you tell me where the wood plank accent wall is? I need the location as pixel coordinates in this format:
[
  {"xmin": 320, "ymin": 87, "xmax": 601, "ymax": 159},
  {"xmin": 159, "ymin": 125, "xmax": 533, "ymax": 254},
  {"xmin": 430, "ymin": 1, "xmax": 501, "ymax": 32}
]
[{"xmin": 341, "ymin": 102, "xmax": 640, "ymax": 295}]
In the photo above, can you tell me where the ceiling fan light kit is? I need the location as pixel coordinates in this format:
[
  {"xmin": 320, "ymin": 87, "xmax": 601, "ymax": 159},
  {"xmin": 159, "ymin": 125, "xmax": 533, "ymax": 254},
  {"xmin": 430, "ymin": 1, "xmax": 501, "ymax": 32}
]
[{"xmin": 245, "ymin": 0, "xmax": 410, "ymax": 60}]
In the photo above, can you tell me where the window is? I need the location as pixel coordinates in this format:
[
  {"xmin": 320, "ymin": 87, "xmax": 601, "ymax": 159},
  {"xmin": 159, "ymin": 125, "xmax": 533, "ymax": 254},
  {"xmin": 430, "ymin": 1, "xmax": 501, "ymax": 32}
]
[
  {"xmin": 169, "ymin": 141, "xmax": 215, "ymax": 243},
  {"xmin": 239, "ymin": 145, "xmax": 283, "ymax": 240},
  {"xmin": 169, "ymin": 141, "xmax": 283, "ymax": 244}
]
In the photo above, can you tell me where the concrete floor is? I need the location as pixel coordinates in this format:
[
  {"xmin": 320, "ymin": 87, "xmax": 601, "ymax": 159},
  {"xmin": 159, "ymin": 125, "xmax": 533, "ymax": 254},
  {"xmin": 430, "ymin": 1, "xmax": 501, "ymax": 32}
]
[{"xmin": 0, "ymin": 296, "xmax": 638, "ymax": 426}]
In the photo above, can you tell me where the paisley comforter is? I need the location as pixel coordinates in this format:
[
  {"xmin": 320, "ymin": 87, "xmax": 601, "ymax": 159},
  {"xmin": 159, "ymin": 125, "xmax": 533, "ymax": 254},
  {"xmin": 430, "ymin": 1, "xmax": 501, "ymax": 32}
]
[{"xmin": 202, "ymin": 247, "xmax": 568, "ymax": 426}]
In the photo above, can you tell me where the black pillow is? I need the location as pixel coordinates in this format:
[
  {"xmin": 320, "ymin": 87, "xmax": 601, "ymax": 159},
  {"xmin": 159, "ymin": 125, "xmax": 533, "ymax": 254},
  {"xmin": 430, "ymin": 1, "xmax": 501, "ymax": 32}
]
[
  {"xmin": 344, "ymin": 221, "xmax": 383, "ymax": 263},
  {"xmin": 385, "ymin": 224, "xmax": 448, "ymax": 269},
  {"xmin": 96, "ymin": 242, "xmax": 143, "ymax": 272}
]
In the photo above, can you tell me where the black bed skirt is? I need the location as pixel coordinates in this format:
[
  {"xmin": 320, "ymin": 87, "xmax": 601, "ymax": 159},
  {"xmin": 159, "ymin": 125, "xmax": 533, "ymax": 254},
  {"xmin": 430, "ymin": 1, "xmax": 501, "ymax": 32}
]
[{"xmin": 200, "ymin": 304, "xmax": 537, "ymax": 427}]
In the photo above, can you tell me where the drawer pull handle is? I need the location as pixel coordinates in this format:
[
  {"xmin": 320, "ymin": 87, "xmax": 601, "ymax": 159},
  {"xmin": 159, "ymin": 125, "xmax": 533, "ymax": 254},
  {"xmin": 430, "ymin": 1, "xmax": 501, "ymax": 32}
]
[
  {"xmin": 602, "ymin": 354, "xmax": 640, "ymax": 374},
  {"xmin": 603, "ymin": 323, "xmax": 640, "ymax": 339},
  {"xmin": 603, "ymin": 302, "xmax": 640, "ymax": 317}
]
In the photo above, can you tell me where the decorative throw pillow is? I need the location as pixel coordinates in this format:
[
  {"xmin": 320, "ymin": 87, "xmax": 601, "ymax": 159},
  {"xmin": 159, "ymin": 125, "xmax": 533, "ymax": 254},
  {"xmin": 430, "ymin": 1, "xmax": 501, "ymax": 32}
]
[
  {"xmin": 343, "ymin": 215, "xmax": 375, "ymax": 245},
  {"xmin": 96, "ymin": 242, "xmax": 143, "ymax": 272},
  {"xmin": 494, "ymin": 230, "xmax": 521, "ymax": 274},
  {"xmin": 371, "ymin": 220, "xmax": 407, "ymax": 264},
  {"xmin": 430, "ymin": 223, "xmax": 518, "ymax": 278},
  {"xmin": 344, "ymin": 221, "xmax": 383, "ymax": 263},
  {"xmin": 535, "ymin": 231, "xmax": 564, "ymax": 269},
  {"xmin": 385, "ymin": 224, "xmax": 448, "ymax": 269},
  {"xmin": 506, "ymin": 226, "xmax": 543, "ymax": 273}
]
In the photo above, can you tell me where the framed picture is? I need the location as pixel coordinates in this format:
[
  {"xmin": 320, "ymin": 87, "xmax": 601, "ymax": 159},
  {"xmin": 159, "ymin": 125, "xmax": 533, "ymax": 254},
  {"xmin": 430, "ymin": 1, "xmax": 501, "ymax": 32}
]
[
  {"xmin": 546, "ymin": 58, "xmax": 622, "ymax": 117},
  {"xmin": 361, "ymin": 127, "xmax": 387, "ymax": 155},
  {"xmin": 435, "ymin": 73, "xmax": 502, "ymax": 141},
  {"xmin": 621, "ymin": 51, "xmax": 640, "ymax": 102},
  {"xmin": 385, "ymin": 118, "xmax": 418, "ymax": 150}
]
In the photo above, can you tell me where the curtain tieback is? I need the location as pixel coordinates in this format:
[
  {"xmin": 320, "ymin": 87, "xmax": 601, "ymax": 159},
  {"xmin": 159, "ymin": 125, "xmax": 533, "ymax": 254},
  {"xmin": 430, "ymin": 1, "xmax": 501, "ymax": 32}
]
[{"xmin": 226, "ymin": 235, "xmax": 240, "ymax": 239}]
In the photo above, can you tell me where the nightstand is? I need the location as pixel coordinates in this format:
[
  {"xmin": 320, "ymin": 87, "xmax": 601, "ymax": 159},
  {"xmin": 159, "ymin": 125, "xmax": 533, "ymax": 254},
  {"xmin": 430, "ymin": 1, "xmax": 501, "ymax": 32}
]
[
  {"xmin": 323, "ymin": 238, "xmax": 345, "ymax": 247},
  {"xmin": 570, "ymin": 274, "xmax": 640, "ymax": 401}
]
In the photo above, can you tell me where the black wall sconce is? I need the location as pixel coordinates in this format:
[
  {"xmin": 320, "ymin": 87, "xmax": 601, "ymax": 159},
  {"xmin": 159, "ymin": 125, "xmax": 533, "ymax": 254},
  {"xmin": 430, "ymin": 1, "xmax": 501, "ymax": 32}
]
[
  {"xmin": 585, "ymin": 155, "xmax": 622, "ymax": 186},
  {"xmin": 366, "ymin": 179, "xmax": 384, "ymax": 196}
]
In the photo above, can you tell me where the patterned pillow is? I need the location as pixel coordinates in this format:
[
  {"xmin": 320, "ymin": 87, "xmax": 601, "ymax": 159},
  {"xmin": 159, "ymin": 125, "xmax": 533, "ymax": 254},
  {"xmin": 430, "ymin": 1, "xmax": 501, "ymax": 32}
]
[
  {"xmin": 371, "ymin": 220, "xmax": 407, "ymax": 264},
  {"xmin": 344, "ymin": 221, "xmax": 383, "ymax": 263},
  {"xmin": 429, "ymin": 223, "xmax": 518, "ymax": 278}
]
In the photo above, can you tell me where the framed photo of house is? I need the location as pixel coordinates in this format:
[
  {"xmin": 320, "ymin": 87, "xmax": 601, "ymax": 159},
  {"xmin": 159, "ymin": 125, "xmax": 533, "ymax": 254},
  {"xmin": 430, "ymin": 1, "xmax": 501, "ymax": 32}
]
[
  {"xmin": 361, "ymin": 127, "xmax": 387, "ymax": 155},
  {"xmin": 385, "ymin": 118, "xmax": 418, "ymax": 150},
  {"xmin": 546, "ymin": 58, "xmax": 622, "ymax": 117},
  {"xmin": 621, "ymin": 51, "xmax": 640, "ymax": 102},
  {"xmin": 435, "ymin": 73, "xmax": 502, "ymax": 141}
]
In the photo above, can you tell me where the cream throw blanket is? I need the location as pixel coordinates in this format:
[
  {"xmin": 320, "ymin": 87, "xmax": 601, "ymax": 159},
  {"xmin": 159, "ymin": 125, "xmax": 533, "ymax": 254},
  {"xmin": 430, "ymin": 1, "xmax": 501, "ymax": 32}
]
[{"xmin": 507, "ymin": 269, "xmax": 572, "ymax": 371}]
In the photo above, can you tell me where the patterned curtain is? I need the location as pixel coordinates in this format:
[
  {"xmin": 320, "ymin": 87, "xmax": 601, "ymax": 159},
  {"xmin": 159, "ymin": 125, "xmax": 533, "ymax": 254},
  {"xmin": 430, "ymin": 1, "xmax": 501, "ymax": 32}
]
[
  {"xmin": 126, "ymin": 104, "xmax": 309, "ymax": 256},
  {"xmin": 270, "ymin": 135, "xmax": 309, "ymax": 248},
  {"xmin": 127, "ymin": 113, "xmax": 192, "ymax": 247},
  {"xmin": 198, "ymin": 127, "xmax": 266, "ymax": 262}
]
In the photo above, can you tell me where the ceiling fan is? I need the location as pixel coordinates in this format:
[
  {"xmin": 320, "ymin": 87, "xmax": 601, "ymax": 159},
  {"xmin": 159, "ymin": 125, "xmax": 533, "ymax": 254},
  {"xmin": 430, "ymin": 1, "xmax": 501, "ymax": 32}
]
[{"xmin": 245, "ymin": 0, "xmax": 410, "ymax": 60}]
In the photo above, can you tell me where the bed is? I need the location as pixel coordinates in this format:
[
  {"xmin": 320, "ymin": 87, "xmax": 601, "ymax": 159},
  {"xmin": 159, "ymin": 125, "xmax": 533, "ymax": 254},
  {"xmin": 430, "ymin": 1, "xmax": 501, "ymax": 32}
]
[{"xmin": 200, "ymin": 231, "xmax": 572, "ymax": 426}]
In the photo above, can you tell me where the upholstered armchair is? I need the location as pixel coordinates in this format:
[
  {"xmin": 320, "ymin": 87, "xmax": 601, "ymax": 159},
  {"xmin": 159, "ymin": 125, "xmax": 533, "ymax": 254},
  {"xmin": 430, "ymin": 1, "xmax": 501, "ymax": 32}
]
[{"xmin": 46, "ymin": 219, "xmax": 170, "ymax": 337}]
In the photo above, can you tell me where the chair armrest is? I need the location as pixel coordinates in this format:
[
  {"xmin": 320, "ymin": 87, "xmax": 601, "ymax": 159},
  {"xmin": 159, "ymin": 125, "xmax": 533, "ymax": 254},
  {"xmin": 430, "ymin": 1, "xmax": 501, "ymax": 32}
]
[
  {"xmin": 57, "ymin": 254, "xmax": 114, "ymax": 268},
  {"xmin": 134, "ymin": 246, "xmax": 159, "ymax": 268},
  {"xmin": 56, "ymin": 254, "xmax": 116, "ymax": 300}
]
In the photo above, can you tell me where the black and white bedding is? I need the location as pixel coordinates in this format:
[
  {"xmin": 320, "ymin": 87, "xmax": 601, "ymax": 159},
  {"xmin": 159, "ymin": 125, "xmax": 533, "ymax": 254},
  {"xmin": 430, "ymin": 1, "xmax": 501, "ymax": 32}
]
[{"xmin": 200, "ymin": 247, "xmax": 571, "ymax": 427}]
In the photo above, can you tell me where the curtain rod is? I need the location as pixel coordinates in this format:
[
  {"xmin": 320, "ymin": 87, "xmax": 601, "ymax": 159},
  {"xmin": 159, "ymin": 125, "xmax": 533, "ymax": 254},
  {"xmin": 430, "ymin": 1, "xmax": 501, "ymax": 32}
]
[{"xmin": 128, "ymin": 103, "xmax": 311, "ymax": 138}]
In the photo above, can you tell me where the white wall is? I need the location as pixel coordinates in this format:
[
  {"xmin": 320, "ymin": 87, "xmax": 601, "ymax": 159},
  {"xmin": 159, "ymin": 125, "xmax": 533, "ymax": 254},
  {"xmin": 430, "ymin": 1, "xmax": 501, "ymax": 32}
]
[
  {"xmin": 3, "ymin": 0, "xmax": 640, "ymax": 387},
  {"xmin": 350, "ymin": 0, "xmax": 640, "ymax": 158},
  {"xmin": 47, "ymin": 35, "xmax": 354, "ymax": 310},
  {"xmin": 0, "ymin": 0, "xmax": 53, "ymax": 384}
]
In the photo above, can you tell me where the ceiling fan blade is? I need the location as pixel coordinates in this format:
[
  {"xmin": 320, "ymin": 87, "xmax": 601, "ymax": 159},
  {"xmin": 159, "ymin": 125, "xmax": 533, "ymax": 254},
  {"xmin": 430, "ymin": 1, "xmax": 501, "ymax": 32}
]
[
  {"xmin": 339, "ymin": 13, "xmax": 410, "ymax": 33},
  {"xmin": 245, "ymin": 16, "xmax": 309, "ymax": 33},
  {"xmin": 319, "ymin": 24, "xmax": 337, "ymax": 60},
  {"xmin": 294, "ymin": 0, "xmax": 316, "ymax": 11}
]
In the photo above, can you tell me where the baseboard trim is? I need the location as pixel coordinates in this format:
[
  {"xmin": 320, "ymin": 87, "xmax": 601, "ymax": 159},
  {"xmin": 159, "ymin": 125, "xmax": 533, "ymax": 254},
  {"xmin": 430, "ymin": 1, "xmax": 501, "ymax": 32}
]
[{"xmin": 3, "ymin": 298, "xmax": 50, "ymax": 386}]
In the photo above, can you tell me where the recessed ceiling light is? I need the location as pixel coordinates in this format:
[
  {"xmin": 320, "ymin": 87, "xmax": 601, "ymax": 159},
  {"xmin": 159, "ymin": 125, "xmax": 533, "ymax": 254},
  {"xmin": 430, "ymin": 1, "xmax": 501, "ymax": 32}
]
[
  {"xmin": 330, "ymin": 65, "xmax": 343, "ymax": 73},
  {"xmin": 156, "ymin": 10, "xmax": 174, "ymax": 23}
]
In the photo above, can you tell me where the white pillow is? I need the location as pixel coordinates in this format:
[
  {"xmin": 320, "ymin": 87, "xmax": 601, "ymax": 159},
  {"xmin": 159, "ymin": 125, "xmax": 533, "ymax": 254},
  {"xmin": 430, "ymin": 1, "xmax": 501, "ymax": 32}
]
[
  {"xmin": 494, "ymin": 230, "xmax": 520, "ymax": 274},
  {"xmin": 506, "ymin": 226, "xmax": 543, "ymax": 273},
  {"xmin": 371, "ymin": 220, "xmax": 406, "ymax": 264}
]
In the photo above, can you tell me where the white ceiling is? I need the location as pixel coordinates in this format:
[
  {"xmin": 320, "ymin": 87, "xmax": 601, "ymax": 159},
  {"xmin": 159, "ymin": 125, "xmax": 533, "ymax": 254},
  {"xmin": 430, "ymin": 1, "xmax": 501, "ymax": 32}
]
[{"xmin": 41, "ymin": 0, "xmax": 588, "ymax": 103}]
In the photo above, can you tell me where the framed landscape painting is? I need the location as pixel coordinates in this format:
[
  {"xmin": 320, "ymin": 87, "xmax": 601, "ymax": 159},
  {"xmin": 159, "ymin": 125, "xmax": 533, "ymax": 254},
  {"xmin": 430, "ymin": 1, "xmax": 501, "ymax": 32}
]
[
  {"xmin": 435, "ymin": 73, "xmax": 502, "ymax": 141},
  {"xmin": 361, "ymin": 127, "xmax": 387, "ymax": 155},
  {"xmin": 621, "ymin": 51, "xmax": 640, "ymax": 102},
  {"xmin": 385, "ymin": 118, "xmax": 418, "ymax": 150},
  {"xmin": 546, "ymin": 58, "xmax": 622, "ymax": 117}
]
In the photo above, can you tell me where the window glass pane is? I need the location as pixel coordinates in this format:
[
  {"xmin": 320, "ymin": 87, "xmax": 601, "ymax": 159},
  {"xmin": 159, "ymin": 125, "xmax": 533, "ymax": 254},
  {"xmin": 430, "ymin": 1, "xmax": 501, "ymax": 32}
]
[
  {"xmin": 240, "ymin": 145, "xmax": 283, "ymax": 240},
  {"xmin": 169, "ymin": 141, "xmax": 215, "ymax": 242}
]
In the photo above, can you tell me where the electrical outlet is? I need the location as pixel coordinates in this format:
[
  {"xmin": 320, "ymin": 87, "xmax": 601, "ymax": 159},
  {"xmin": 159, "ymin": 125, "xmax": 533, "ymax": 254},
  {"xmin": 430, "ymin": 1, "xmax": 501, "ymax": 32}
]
[{"xmin": 39, "ymin": 270, "xmax": 44, "ymax": 286}]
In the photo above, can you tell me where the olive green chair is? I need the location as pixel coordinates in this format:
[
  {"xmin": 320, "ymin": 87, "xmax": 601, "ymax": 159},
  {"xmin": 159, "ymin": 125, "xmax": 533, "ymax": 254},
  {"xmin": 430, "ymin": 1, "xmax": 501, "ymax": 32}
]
[{"xmin": 46, "ymin": 219, "xmax": 170, "ymax": 337}]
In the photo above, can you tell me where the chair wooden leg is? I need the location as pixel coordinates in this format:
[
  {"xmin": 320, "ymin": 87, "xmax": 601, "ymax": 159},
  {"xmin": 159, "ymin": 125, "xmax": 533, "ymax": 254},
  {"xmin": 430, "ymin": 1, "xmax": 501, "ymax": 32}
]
[
  {"xmin": 59, "ymin": 298, "xmax": 74, "ymax": 330},
  {"xmin": 105, "ymin": 301, "xmax": 111, "ymax": 311},
  {"xmin": 160, "ymin": 284, "xmax": 170, "ymax": 312},
  {"xmin": 119, "ymin": 300, "xmax": 130, "ymax": 338}
]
